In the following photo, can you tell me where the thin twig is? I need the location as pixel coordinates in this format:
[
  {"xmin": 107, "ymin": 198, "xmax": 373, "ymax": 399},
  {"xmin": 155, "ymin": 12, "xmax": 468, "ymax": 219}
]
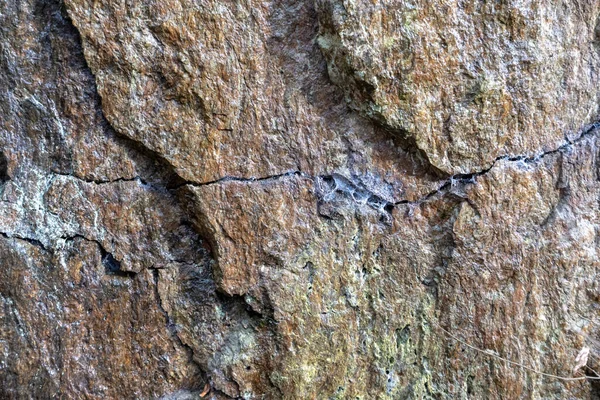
[{"xmin": 438, "ymin": 325, "xmax": 600, "ymax": 381}]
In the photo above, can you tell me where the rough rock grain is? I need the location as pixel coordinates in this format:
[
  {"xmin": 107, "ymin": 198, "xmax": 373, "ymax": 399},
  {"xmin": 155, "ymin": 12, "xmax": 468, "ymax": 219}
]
[
  {"xmin": 316, "ymin": 0, "xmax": 600, "ymax": 174},
  {"xmin": 2, "ymin": 0, "xmax": 600, "ymax": 399}
]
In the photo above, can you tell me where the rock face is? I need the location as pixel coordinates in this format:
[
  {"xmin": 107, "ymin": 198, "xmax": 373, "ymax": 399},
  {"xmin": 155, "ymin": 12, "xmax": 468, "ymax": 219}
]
[
  {"xmin": 1, "ymin": 0, "xmax": 600, "ymax": 399},
  {"xmin": 316, "ymin": 0, "xmax": 600, "ymax": 174}
]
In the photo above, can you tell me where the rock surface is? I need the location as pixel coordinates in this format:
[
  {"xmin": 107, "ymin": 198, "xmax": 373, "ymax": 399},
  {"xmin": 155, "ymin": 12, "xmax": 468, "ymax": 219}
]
[
  {"xmin": 316, "ymin": 0, "xmax": 600, "ymax": 174},
  {"xmin": 1, "ymin": 0, "xmax": 600, "ymax": 399}
]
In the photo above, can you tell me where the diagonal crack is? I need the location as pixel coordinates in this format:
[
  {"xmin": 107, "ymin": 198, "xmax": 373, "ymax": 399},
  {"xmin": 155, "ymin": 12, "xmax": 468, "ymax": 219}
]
[
  {"xmin": 0, "ymin": 232, "xmax": 136, "ymax": 280},
  {"xmin": 395, "ymin": 122, "xmax": 600, "ymax": 207},
  {"xmin": 57, "ymin": 6, "xmax": 260, "ymax": 397}
]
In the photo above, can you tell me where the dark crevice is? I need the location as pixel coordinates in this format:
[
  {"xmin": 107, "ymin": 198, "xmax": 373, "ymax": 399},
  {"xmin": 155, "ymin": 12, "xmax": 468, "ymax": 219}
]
[
  {"xmin": 315, "ymin": 0, "xmax": 600, "ymax": 183},
  {"xmin": 171, "ymin": 170, "xmax": 305, "ymax": 190},
  {"xmin": 109, "ymin": 134, "xmax": 188, "ymax": 190},
  {"xmin": 60, "ymin": 234, "xmax": 136, "ymax": 278},
  {"xmin": 588, "ymin": 374, "xmax": 600, "ymax": 399},
  {"xmin": 101, "ymin": 251, "xmax": 135, "ymax": 278},
  {"xmin": 63, "ymin": 9, "xmax": 230, "ymax": 394},
  {"xmin": 372, "ymin": 120, "xmax": 449, "ymax": 179},
  {"xmin": 0, "ymin": 232, "xmax": 47, "ymax": 251},
  {"xmin": 0, "ymin": 152, "xmax": 10, "ymax": 183},
  {"xmin": 214, "ymin": 291, "xmax": 271, "ymax": 322},
  {"xmin": 53, "ymin": 168, "xmax": 307, "ymax": 193}
]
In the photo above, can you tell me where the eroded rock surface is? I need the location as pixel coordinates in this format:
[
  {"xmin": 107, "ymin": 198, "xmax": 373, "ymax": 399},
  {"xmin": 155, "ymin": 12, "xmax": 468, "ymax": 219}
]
[
  {"xmin": 2, "ymin": 0, "xmax": 600, "ymax": 399},
  {"xmin": 315, "ymin": 0, "xmax": 600, "ymax": 174}
]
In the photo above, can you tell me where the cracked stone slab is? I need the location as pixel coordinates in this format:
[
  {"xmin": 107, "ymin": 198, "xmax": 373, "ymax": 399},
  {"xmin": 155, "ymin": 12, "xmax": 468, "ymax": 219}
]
[
  {"xmin": 3, "ymin": 0, "xmax": 600, "ymax": 398},
  {"xmin": 315, "ymin": 0, "xmax": 600, "ymax": 174},
  {"xmin": 62, "ymin": 0, "xmax": 445, "ymax": 202},
  {"xmin": 180, "ymin": 129, "xmax": 600, "ymax": 398}
]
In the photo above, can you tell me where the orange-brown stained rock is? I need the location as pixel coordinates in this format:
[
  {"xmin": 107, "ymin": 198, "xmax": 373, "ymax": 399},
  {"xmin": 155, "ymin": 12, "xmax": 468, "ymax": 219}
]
[
  {"xmin": 188, "ymin": 176, "xmax": 319, "ymax": 297},
  {"xmin": 315, "ymin": 0, "xmax": 600, "ymax": 174},
  {"xmin": 62, "ymin": 0, "xmax": 443, "ymax": 201},
  {"xmin": 436, "ymin": 141, "xmax": 600, "ymax": 399},
  {"xmin": 0, "ymin": 237, "xmax": 201, "ymax": 399},
  {"xmin": 2, "ymin": 0, "xmax": 600, "ymax": 398}
]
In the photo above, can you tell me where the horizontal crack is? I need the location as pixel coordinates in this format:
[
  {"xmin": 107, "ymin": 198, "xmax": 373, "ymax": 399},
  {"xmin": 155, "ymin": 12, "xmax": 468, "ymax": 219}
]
[
  {"xmin": 170, "ymin": 170, "xmax": 306, "ymax": 189},
  {"xmin": 53, "ymin": 172, "xmax": 147, "ymax": 186},
  {"xmin": 51, "ymin": 170, "xmax": 307, "ymax": 192},
  {"xmin": 0, "ymin": 232, "xmax": 48, "ymax": 251},
  {"xmin": 175, "ymin": 122, "xmax": 600, "ymax": 201},
  {"xmin": 51, "ymin": 172, "xmax": 176, "ymax": 195},
  {"xmin": 315, "ymin": 122, "xmax": 600, "ymax": 222}
]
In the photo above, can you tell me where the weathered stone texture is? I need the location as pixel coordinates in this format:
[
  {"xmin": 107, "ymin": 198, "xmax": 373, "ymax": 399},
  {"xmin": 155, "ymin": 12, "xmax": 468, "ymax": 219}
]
[
  {"xmin": 63, "ymin": 0, "xmax": 442, "ymax": 200},
  {"xmin": 315, "ymin": 0, "xmax": 600, "ymax": 174},
  {"xmin": 2, "ymin": 0, "xmax": 600, "ymax": 399}
]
